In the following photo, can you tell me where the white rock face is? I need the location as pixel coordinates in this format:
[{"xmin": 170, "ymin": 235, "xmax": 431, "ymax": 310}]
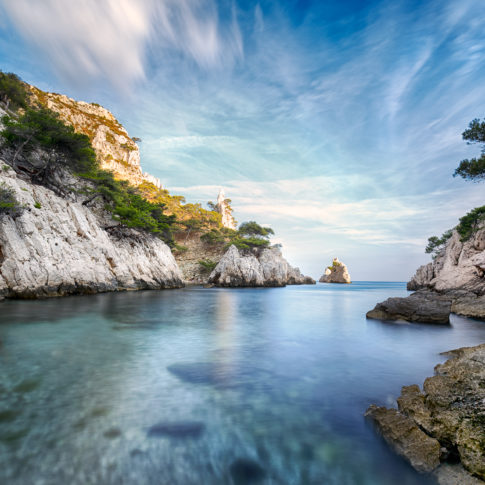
[
  {"xmin": 319, "ymin": 257, "xmax": 351, "ymax": 284},
  {"xmin": 208, "ymin": 245, "xmax": 315, "ymax": 287},
  {"xmin": 215, "ymin": 189, "xmax": 236, "ymax": 230},
  {"xmin": 408, "ymin": 229, "xmax": 485, "ymax": 293},
  {"xmin": 29, "ymin": 87, "xmax": 162, "ymax": 189},
  {"xmin": 0, "ymin": 166, "xmax": 183, "ymax": 298}
]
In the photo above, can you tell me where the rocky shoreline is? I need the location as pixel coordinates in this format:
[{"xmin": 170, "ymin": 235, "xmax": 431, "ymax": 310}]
[{"xmin": 366, "ymin": 344, "xmax": 485, "ymax": 483}]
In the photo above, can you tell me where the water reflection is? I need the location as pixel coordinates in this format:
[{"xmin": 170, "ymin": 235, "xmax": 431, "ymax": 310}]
[{"xmin": 0, "ymin": 284, "xmax": 483, "ymax": 484}]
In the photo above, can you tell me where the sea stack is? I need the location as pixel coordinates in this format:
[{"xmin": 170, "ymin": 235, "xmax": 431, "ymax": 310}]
[{"xmin": 319, "ymin": 257, "xmax": 351, "ymax": 284}]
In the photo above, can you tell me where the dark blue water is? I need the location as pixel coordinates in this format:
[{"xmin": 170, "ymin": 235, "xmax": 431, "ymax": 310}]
[{"xmin": 0, "ymin": 282, "xmax": 484, "ymax": 484}]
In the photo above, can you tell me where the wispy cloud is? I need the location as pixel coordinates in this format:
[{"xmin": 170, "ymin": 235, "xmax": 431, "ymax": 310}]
[{"xmin": 0, "ymin": 0, "xmax": 243, "ymax": 90}]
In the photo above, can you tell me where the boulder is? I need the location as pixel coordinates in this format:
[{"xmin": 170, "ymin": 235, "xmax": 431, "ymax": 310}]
[
  {"xmin": 366, "ymin": 291, "xmax": 451, "ymax": 324},
  {"xmin": 208, "ymin": 245, "xmax": 315, "ymax": 287},
  {"xmin": 319, "ymin": 257, "xmax": 351, "ymax": 284}
]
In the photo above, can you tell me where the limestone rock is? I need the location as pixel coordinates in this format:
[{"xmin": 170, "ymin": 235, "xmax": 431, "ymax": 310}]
[
  {"xmin": 365, "ymin": 404, "xmax": 441, "ymax": 473},
  {"xmin": 29, "ymin": 87, "xmax": 162, "ymax": 189},
  {"xmin": 208, "ymin": 245, "xmax": 315, "ymax": 287},
  {"xmin": 366, "ymin": 291, "xmax": 452, "ymax": 324},
  {"xmin": 215, "ymin": 189, "xmax": 236, "ymax": 230},
  {"xmin": 319, "ymin": 257, "xmax": 351, "ymax": 284},
  {"xmin": 366, "ymin": 344, "xmax": 485, "ymax": 481},
  {"xmin": 0, "ymin": 165, "xmax": 183, "ymax": 298}
]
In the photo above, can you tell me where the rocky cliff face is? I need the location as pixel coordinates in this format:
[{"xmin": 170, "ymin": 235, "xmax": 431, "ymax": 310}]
[
  {"xmin": 0, "ymin": 164, "xmax": 183, "ymax": 299},
  {"xmin": 366, "ymin": 344, "xmax": 485, "ymax": 483},
  {"xmin": 29, "ymin": 87, "xmax": 161, "ymax": 188},
  {"xmin": 208, "ymin": 245, "xmax": 315, "ymax": 287},
  {"xmin": 319, "ymin": 257, "xmax": 351, "ymax": 283},
  {"xmin": 408, "ymin": 228, "xmax": 485, "ymax": 294}
]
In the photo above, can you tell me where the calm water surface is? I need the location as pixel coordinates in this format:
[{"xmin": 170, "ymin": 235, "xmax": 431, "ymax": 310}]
[{"xmin": 0, "ymin": 282, "xmax": 484, "ymax": 484}]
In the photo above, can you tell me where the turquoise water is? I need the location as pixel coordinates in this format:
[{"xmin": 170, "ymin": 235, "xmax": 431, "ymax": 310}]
[{"xmin": 0, "ymin": 282, "xmax": 484, "ymax": 484}]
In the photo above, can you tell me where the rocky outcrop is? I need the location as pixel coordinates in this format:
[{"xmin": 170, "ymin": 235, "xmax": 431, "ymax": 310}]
[
  {"xmin": 365, "ymin": 405, "xmax": 441, "ymax": 473},
  {"xmin": 173, "ymin": 233, "xmax": 226, "ymax": 284},
  {"xmin": 215, "ymin": 189, "xmax": 236, "ymax": 230},
  {"xmin": 319, "ymin": 257, "xmax": 351, "ymax": 284},
  {"xmin": 0, "ymin": 164, "xmax": 183, "ymax": 298},
  {"xmin": 29, "ymin": 86, "xmax": 161, "ymax": 188},
  {"xmin": 408, "ymin": 229, "xmax": 485, "ymax": 294},
  {"xmin": 366, "ymin": 344, "xmax": 485, "ymax": 483},
  {"xmin": 208, "ymin": 245, "xmax": 315, "ymax": 287},
  {"xmin": 366, "ymin": 290, "xmax": 452, "ymax": 324}
]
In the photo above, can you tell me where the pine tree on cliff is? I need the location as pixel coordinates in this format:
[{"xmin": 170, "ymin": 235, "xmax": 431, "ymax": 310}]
[{"xmin": 453, "ymin": 118, "xmax": 485, "ymax": 181}]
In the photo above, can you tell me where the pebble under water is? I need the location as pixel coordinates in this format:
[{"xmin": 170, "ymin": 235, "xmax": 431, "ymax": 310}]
[{"xmin": 0, "ymin": 283, "xmax": 484, "ymax": 484}]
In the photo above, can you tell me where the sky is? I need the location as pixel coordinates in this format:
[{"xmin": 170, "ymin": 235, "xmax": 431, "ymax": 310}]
[{"xmin": 0, "ymin": 0, "xmax": 484, "ymax": 280}]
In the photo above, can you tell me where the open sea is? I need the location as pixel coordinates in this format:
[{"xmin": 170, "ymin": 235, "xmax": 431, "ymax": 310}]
[{"xmin": 0, "ymin": 282, "xmax": 484, "ymax": 484}]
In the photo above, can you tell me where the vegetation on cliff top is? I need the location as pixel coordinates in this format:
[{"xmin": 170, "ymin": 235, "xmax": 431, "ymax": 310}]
[
  {"xmin": 426, "ymin": 117, "xmax": 485, "ymax": 254},
  {"xmin": 453, "ymin": 118, "xmax": 485, "ymax": 182}
]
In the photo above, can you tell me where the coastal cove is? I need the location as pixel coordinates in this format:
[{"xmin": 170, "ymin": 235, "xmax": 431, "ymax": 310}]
[{"xmin": 1, "ymin": 282, "xmax": 484, "ymax": 484}]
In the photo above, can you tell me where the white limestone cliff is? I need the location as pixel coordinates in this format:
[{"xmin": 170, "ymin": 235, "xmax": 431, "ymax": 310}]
[
  {"xmin": 0, "ymin": 164, "xmax": 183, "ymax": 298},
  {"xmin": 29, "ymin": 87, "xmax": 162, "ymax": 188},
  {"xmin": 208, "ymin": 245, "xmax": 315, "ymax": 287},
  {"xmin": 408, "ymin": 228, "xmax": 485, "ymax": 293}
]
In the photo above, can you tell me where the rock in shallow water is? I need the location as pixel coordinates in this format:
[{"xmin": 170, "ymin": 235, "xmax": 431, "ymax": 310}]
[
  {"xmin": 147, "ymin": 421, "xmax": 205, "ymax": 439},
  {"xmin": 365, "ymin": 404, "xmax": 441, "ymax": 473},
  {"xmin": 366, "ymin": 344, "xmax": 485, "ymax": 482},
  {"xmin": 167, "ymin": 362, "xmax": 222, "ymax": 385},
  {"xmin": 366, "ymin": 291, "xmax": 451, "ymax": 324}
]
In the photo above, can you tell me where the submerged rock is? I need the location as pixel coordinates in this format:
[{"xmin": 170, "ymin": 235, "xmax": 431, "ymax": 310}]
[
  {"xmin": 208, "ymin": 245, "xmax": 315, "ymax": 287},
  {"xmin": 366, "ymin": 291, "xmax": 452, "ymax": 324},
  {"xmin": 319, "ymin": 258, "xmax": 351, "ymax": 284},
  {"xmin": 147, "ymin": 421, "xmax": 205, "ymax": 439},
  {"xmin": 366, "ymin": 344, "xmax": 485, "ymax": 482},
  {"xmin": 167, "ymin": 362, "xmax": 222, "ymax": 385},
  {"xmin": 229, "ymin": 458, "xmax": 267, "ymax": 484}
]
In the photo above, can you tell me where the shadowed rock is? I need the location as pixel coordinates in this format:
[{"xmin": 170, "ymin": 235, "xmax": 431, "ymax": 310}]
[
  {"xmin": 147, "ymin": 421, "xmax": 205, "ymax": 439},
  {"xmin": 366, "ymin": 291, "xmax": 451, "ymax": 324},
  {"xmin": 229, "ymin": 458, "xmax": 267, "ymax": 484}
]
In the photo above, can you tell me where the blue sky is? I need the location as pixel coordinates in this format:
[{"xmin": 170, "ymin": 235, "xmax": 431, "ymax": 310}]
[{"xmin": 1, "ymin": 0, "xmax": 484, "ymax": 280}]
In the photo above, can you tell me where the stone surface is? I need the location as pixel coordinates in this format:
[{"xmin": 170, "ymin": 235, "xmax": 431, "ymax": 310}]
[
  {"xmin": 366, "ymin": 291, "xmax": 452, "ymax": 324},
  {"xmin": 365, "ymin": 404, "xmax": 441, "ymax": 473},
  {"xmin": 29, "ymin": 86, "xmax": 162, "ymax": 189},
  {"xmin": 0, "ymin": 165, "xmax": 183, "ymax": 298},
  {"xmin": 319, "ymin": 257, "xmax": 351, "ymax": 284},
  {"xmin": 407, "ymin": 228, "xmax": 485, "ymax": 319},
  {"xmin": 215, "ymin": 188, "xmax": 236, "ymax": 230},
  {"xmin": 367, "ymin": 344, "xmax": 485, "ymax": 482},
  {"xmin": 208, "ymin": 245, "xmax": 315, "ymax": 287}
]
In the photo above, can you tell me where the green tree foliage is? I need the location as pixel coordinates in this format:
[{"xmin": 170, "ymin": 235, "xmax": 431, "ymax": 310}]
[
  {"xmin": 2, "ymin": 107, "xmax": 97, "ymax": 172},
  {"xmin": 456, "ymin": 206, "xmax": 485, "ymax": 242},
  {"xmin": 198, "ymin": 258, "xmax": 217, "ymax": 272},
  {"xmin": 201, "ymin": 221, "xmax": 274, "ymax": 251},
  {"xmin": 453, "ymin": 118, "xmax": 485, "ymax": 181},
  {"xmin": 0, "ymin": 183, "xmax": 24, "ymax": 218},
  {"xmin": 425, "ymin": 229, "xmax": 453, "ymax": 257},
  {"xmin": 0, "ymin": 71, "xmax": 29, "ymax": 111}
]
